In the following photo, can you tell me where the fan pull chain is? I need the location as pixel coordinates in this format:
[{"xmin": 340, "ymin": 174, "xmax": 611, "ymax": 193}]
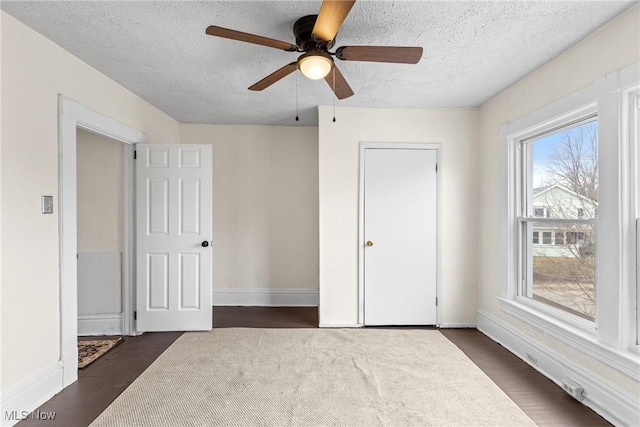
[
  {"xmin": 332, "ymin": 67, "xmax": 336, "ymax": 123},
  {"xmin": 295, "ymin": 71, "xmax": 299, "ymax": 122}
]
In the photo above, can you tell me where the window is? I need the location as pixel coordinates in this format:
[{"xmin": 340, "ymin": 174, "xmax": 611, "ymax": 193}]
[
  {"xmin": 500, "ymin": 63, "xmax": 639, "ymax": 383},
  {"xmin": 520, "ymin": 119, "xmax": 598, "ymax": 322},
  {"xmin": 533, "ymin": 207, "xmax": 555, "ymax": 218}
]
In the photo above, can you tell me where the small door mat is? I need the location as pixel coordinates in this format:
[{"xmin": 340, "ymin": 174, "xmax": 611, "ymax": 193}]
[{"xmin": 78, "ymin": 338, "xmax": 123, "ymax": 369}]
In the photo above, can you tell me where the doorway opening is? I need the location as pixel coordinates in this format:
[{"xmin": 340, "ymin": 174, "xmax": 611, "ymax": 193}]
[
  {"xmin": 76, "ymin": 129, "xmax": 127, "ymax": 338},
  {"xmin": 76, "ymin": 128, "xmax": 130, "ymax": 369}
]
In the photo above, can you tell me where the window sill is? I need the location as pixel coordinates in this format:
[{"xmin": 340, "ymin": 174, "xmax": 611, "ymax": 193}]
[{"xmin": 499, "ymin": 297, "xmax": 639, "ymax": 379}]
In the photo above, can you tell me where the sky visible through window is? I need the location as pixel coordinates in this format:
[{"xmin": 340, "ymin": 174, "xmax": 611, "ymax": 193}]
[{"xmin": 531, "ymin": 121, "xmax": 598, "ymax": 189}]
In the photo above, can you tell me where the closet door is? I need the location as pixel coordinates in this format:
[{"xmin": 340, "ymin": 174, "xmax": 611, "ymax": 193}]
[{"xmin": 363, "ymin": 148, "xmax": 437, "ymax": 325}]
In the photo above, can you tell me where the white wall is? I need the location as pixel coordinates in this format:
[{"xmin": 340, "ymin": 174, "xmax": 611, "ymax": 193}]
[
  {"xmin": 1, "ymin": 12, "xmax": 179, "ymax": 390},
  {"xmin": 477, "ymin": 5, "xmax": 639, "ymax": 395},
  {"xmin": 180, "ymin": 124, "xmax": 319, "ymax": 292},
  {"xmin": 318, "ymin": 107, "xmax": 479, "ymax": 326}
]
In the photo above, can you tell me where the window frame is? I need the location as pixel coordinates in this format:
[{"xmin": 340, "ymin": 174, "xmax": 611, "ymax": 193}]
[
  {"xmin": 625, "ymin": 87, "xmax": 640, "ymax": 348},
  {"xmin": 499, "ymin": 62, "xmax": 639, "ymax": 378},
  {"xmin": 503, "ymin": 100, "xmax": 599, "ymax": 334},
  {"xmin": 517, "ymin": 116, "xmax": 599, "ymax": 324}
]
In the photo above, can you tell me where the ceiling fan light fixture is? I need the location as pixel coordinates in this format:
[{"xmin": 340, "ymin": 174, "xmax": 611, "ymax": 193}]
[{"xmin": 298, "ymin": 51, "xmax": 333, "ymax": 80}]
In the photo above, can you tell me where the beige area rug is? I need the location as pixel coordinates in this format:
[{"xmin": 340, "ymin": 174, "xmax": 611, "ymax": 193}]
[
  {"xmin": 78, "ymin": 337, "xmax": 122, "ymax": 369},
  {"xmin": 91, "ymin": 329, "xmax": 534, "ymax": 427}
]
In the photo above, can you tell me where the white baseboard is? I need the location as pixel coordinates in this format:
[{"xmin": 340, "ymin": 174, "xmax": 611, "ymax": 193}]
[
  {"xmin": 213, "ymin": 288, "xmax": 318, "ymax": 307},
  {"xmin": 478, "ymin": 309, "xmax": 639, "ymax": 427},
  {"xmin": 78, "ymin": 313, "xmax": 123, "ymax": 336},
  {"xmin": 0, "ymin": 361, "xmax": 63, "ymax": 427},
  {"xmin": 319, "ymin": 323, "xmax": 363, "ymax": 328}
]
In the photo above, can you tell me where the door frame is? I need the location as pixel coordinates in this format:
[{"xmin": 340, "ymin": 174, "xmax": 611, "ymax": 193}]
[
  {"xmin": 58, "ymin": 96, "xmax": 146, "ymax": 387},
  {"xmin": 358, "ymin": 142, "xmax": 442, "ymax": 326}
]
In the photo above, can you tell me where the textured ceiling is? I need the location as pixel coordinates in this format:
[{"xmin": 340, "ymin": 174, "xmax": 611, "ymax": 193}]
[{"xmin": 2, "ymin": 1, "xmax": 636, "ymax": 126}]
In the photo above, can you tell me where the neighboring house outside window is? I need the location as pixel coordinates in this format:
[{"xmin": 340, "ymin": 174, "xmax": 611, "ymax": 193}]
[{"xmin": 532, "ymin": 184, "xmax": 598, "ymax": 256}]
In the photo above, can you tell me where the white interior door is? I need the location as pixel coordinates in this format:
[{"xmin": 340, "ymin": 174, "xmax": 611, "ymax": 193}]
[
  {"xmin": 136, "ymin": 144, "xmax": 212, "ymax": 331},
  {"xmin": 363, "ymin": 148, "xmax": 437, "ymax": 326}
]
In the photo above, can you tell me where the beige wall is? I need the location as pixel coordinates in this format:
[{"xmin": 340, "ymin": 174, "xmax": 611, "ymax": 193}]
[
  {"xmin": 318, "ymin": 107, "xmax": 479, "ymax": 326},
  {"xmin": 1, "ymin": 12, "xmax": 179, "ymax": 389},
  {"xmin": 76, "ymin": 130, "xmax": 124, "ymax": 319},
  {"xmin": 76, "ymin": 129, "xmax": 124, "ymax": 252},
  {"xmin": 477, "ymin": 5, "xmax": 639, "ymax": 394},
  {"xmin": 180, "ymin": 124, "xmax": 319, "ymax": 291}
]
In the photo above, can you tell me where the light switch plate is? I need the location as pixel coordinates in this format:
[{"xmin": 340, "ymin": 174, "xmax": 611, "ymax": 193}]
[{"xmin": 42, "ymin": 196, "xmax": 53, "ymax": 214}]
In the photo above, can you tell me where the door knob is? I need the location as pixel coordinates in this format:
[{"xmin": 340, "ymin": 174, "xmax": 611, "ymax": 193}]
[
  {"xmin": 201, "ymin": 241, "xmax": 209, "ymax": 247},
  {"xmin": 366, "ymin": 241, "xmax": 374, "ymax": 247}
]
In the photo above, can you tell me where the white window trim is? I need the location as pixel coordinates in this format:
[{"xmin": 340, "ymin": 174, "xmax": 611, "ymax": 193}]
[
  {"xmin": 500, "ymin": 62, "xmax": 640, "ymax": 379},
  {"xmin": 624, "ymin": 85, "xmax": 640, "ymax": 350}
]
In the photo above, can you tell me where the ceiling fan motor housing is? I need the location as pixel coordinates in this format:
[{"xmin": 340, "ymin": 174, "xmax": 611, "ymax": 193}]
[{"xmin": 294, "ymin": 15, "xmax": 335, "ymax": 51}]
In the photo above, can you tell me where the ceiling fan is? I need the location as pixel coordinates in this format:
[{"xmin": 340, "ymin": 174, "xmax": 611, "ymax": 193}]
[{"xmin": 205, "ymin": 0, "xmax": 423, "ymax": 100}]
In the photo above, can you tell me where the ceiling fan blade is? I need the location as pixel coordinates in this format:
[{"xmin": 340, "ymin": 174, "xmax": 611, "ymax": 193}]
[
  {"xmin": 248, "ymin": 62, "xmax": 298, "ymax": 91},
  {"xmin": 336, "ymin": 46, "xmax": 423, "ymax": 64},
  {"xmin": 324, "ymin": 65, "xmax": 354, "ymax": 100},
  {"xmin": 206, "ymin": 26, "xmax": 298, "ymax": 52},
  {"xmin": 312, "ymin": 0, "xmax": 356, "ymax": 43}
]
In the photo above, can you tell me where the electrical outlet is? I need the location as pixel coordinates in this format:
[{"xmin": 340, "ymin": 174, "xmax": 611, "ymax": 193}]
[
  {"xmin": 41, "ymin": 196, "xmax": 53, "ymax": 214},
  {"xmin": 561, "ymin": 378, "xmax": 585, "ymax": 401}
]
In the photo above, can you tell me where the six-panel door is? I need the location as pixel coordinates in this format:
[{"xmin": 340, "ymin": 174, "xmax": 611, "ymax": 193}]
[{"xmin": 136, "ymin": 144, "xmax": 212, "ymax": 331}]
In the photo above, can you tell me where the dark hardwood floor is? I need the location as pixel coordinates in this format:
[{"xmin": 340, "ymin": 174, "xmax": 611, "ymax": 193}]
[
  {"xmin": 17, "ymin": 307, "xmax": 609, "ymax": 427},
  {"xmin": 440, "ymin": 329, "xmax": 610, "ymax": 426},
  {"xmin": 212, "ymin": 306, "xmax": 318, "ymax": 328}
]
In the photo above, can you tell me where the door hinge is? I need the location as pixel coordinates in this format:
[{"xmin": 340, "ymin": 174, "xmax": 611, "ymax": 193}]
[
  {"xmin": 435, "ymin": 297, "xmax": 438, "ymax": 306},
  {"xmin": 76, "ymin": 253, "xmax": 79, "ymax": 259},
  {"xmin": 435, "ymin": 163, "xmax": 438, "ymax": 172},
  {"xmin": 134, "ymin": 150, "xmax": 137, "ymax": 159},
  {"xmin": 134, "ymin": 311, "xmax": 137, "ymax": 320}
]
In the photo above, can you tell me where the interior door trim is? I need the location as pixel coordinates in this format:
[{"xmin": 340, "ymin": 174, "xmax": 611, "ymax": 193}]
[
  {"xmin": 58, "ymin": 96, "xmax": 146, "ymax": 388},
  {"xmin": 357, "ymin": 142, "xmax": 442, "ymax": 326}
]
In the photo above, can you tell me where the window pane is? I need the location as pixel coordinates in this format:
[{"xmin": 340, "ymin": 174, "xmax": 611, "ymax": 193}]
[
  {"xmin": 528, "ymin": 222, "xmax": 596, "ymax": 321},
  {"xmin": 530, "ymin": 120, "xmax": 598, "ymax": 219},
  {"xmin": 554, "ymin": 232, "xmax": 564, "ymax": 245}
]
